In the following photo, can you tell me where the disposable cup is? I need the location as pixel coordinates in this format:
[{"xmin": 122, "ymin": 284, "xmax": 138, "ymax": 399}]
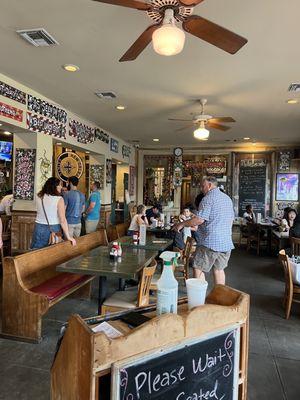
[{"xmin": 186, "ymin": 278, "xmax": 208, "ymax": 310}]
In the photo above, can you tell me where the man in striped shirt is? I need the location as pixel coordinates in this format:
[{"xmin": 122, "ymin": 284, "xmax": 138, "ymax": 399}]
[{"xmin": 174, "ymin": 176, "xmax": 234, "ymax": 285}]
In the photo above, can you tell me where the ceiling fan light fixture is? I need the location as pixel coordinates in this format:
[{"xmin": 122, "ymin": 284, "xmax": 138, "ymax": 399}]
[
  {"xmin": 193, "ymin": 121, "xmax": 210, "ymax": 140},
  {"xmin": 152, "ymin": 9, "xmax": 185, "ymax": 56}
]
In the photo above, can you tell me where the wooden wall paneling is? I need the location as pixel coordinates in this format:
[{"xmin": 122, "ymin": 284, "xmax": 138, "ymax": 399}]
[{"xmin": 11, "ymin": 211, "xmax": 36, "ymax": 254}]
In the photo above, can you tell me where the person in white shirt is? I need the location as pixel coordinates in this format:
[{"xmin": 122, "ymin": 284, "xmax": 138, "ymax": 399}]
[
  {"xmin": 128, "ymin": 204, "xmax": 149, "ymax": 234},
  {"xmin": 31, "ymin": 177, "xmax": 76, "ymax": 249},
  {"xmin": 243, "ymin": 204, "xmax": 256, "ymax": 224},
  {"xmin": 0, "ymin": 191, "xmax": 14, "ymax": 215}
]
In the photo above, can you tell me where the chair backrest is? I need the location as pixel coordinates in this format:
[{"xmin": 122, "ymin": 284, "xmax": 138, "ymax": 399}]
[
  {"xmin": 182, "ymin": 237, "xmax": 194, "ymax": 279},
  {"xmin": 291, "ymin": 237, "xmax": 300, "ymax": 256},
  {"xmin": 137, "ymin": 259, "xmax": 157, "ymax": 307},
  {"xmin": 6, "ymin": 229, "xmax": 108, "ymax": 289},
  {"xmin": 1, "ymin": 215, "xmax": 11, "ymax": 234},
  {"xmin": 116, "ymin": 222, "xmax": 130, "ymax": 238},
  {"xmin": 279, "ymin": 249, "xmax": 293, "ymax": 293}
]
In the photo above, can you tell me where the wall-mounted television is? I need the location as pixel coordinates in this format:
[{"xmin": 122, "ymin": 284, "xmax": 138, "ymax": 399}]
[{"xmin": 0, "ymin": 141, "xmax": 12, "ymax": 162}]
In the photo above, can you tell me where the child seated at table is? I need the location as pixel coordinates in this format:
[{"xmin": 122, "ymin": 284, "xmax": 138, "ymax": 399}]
[
  {"xmin": 128, "ymin": 204, "xmax": 149, "ymax": 235},
  {"xmin": 172, "ymin": 206, "xmax": 200, "ymax": 250}
]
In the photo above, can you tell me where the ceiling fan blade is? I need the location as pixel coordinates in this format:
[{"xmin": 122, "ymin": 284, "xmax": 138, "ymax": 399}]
[
  {"xmin": 179, "ymin": 0, "xmax": 205, "ymax": 6},
  {"xmin": 176, "ymin": 123, "xmax": 195, "ymax": 132},
  {"xmin": 183, "ymin": 15, "xmax": 248, "ymax": 54},
  {"xmin": 168, "ymin": 118, "xmax": 193, "ymax": 122},
  {"xmin": 209, "ymin": 117, "xmax": 236, "ymax": 123},
  {"xmin": 119, "ymin": 24, "xmax": 160, "ymax": 62},
  {"xmin": 93, "ymin": 0, "xmax": 151, "ymax": 11},
  {"xmin": 207, "ymin": 121, "xmax": 231, "ymax": 131}
]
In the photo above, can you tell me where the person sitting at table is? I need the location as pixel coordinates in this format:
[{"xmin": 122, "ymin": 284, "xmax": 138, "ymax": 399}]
[
  {"xmin": 128, "ymin": 204, "xmax": 149, "ymax": 235},
  {"xmin": 280, "ymin": 208, "xmax": 297, "ymax": 232},
  {"xmin": 290, "ymin": 213, "xmax": 300, "ymax": 238},
  {"xmin": 173, "ymin": 206, "xmax": 201, "ymax": 250},
  {"xmin": 146, "ymin": 204, "xmax": 161, "ymax": 224},
  {"xmin": 243, "ymin": 204, "xmax": 256, "ymax": 224}
]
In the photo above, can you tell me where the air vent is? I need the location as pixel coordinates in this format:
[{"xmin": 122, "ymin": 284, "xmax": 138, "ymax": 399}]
[
  {"xmin": 17, "ymin": 28, "xmax": 59, "ymax": 47},
  {"xmin": 288, "ymin": 83, "xmax": 300, "ymax": 92},
  {"xmin": 95, "ymin": 91, "xmax": 117, "ymax": 100}
]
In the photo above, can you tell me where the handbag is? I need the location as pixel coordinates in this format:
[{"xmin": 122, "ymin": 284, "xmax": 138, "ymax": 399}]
[{"xmin": 41, "ymin": 197, "xmax": 63, "ymax": 245}]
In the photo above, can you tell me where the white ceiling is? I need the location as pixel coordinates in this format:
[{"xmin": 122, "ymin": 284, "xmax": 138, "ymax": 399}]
[{"xmin": 0, "ymin": 0, "xmax": 300, "ymax": 148}]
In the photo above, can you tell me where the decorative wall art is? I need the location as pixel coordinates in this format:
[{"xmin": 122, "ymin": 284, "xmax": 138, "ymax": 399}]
[
  {"xmin": 110, "ymin": 138, "xmax": 119, "ymax": 153},
  {"xmin": 39, "ymin": 149, "xmax": 52, "ymax": 185},
  {"xmin": 278, "ymin": 151, "xmax": 292, "ymax": 172},
  {"xmin": 275, "ymin": 201, "xmax": 297, "ymax": 218},
  {"xmin": 0, "ymin": 101, "xmax": 23, "ymax": 122},
  {"xmin": 27, "ymin": 113, "xmax": 66, "ymax": 139},
  {"xmin": 14, "ymin": 148, "xmax": 36, "ymax": 200},
  {"xmin": 173, "ymin": 153, "xmax": 183, "ymax": 188},
  {"xmin": 56, "ymin": 151, "xmax": 84, "ymax": 182},
  {"xmin": 69, "ymin": 120, "xmax": 95, "ymax": 144},
  {"xmin": 27, "ymin": 95, "xmax": 67, "ymax": 124},
  {"xmin": 90, "ymin": 164, "xmax": 104, "ymax": 190},
  {"xmin": 0, "ymin": 81, "xmax": 26, "ymax": 104},
  {"xmin": 203, "ymin": 156, "xmax": 227, "ymax": 177},
  {"xmin": 106, "ymin": 159, "xmax": 112, "ymax": 185},
  {"xmin": 122, "ymin": 145, "xmax": 131, "ymax": 158},
  {"xmin": 129, "ymin": 166, "xmax": 135, "ymax": 196},
  {"xmin": 95, "ymin": 128, "xmax": 109, "ymax": 144},
  {"xmin": 276, "ymin": 173, "xmax": 299, "ymax": 201}
]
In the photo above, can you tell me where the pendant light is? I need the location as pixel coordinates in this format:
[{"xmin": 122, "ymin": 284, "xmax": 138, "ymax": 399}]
[
  {"xmin": 152, "ymin": 9, "xmax": 185, "ymax": 56},
  {"xmin": 193, "ymin": 121, "xmax": 210, "ymax": 140}
]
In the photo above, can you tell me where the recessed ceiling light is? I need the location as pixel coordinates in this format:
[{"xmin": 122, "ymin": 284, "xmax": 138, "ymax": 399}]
[
  {"xmin": 117, "ymin": 161, "xmax": 122, "ymax": 164},
  {"xmin": 115, "ymin": 105, "xmax": 126, "ymax": 111},
  {"xmin": 62, "ymin": 64, "xmax": 79, "ymax": 72},
  {"xmin": 0, "ymin": 123, "xmax": 2, "ymax": 126},
  {"xmin": 3, "ymin": 131, "xmax": 12, "ymax": 135},
  {"xmin": 56, "ymin": 142, "xmax": 62, "ymax": 145},
  {"xmin": 243, "ymin": 137, "xmax": 250, "ymax": 140},
  {"xmin": 287, "ymin": 99, "xmax": 298, "ymax": 104},
  {"xmin": 153, "ymin": 138, "xmax": 160, "ymax": 142},
  {"xmin": 85, "ymin": 151, "xmax": 90, "ymax": 154},
  {"xmin": 252, "ymin": 142, "xmax": 257, "ymax": 146}
]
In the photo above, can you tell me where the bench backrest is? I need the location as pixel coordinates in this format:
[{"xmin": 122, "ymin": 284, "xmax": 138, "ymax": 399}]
[{"xmin": 5, "ymin": 229, "xmax": 108, "ymax": 289}]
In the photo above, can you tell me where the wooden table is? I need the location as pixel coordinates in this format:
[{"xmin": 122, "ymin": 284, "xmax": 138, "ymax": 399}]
[
  {"xmin": 116, "ymin": 236, "xmax": 173, "ymax": 251},
  {"xmin": 57, "ymin": 246, "xmax": 158, "ymax": 312},
  {"xmin": 257, "ymin": 221, "xmax": 277, "ymax": 254}
]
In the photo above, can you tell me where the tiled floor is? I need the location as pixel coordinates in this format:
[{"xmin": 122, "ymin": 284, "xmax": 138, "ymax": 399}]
[{"xmin": 0, "ymin": 248, "xmax": 299, "ymax": 399}]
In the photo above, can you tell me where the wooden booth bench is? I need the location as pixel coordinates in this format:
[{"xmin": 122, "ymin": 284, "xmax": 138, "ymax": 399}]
[{"xmin": 1, "ymin": 229, "xmax": 108, "ymax": 343}]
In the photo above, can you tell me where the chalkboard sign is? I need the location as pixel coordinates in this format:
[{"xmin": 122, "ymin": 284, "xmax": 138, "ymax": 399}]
[
  {"xmin": 239, "ymin": 163, "xmax": 266, "ymax": 216},
  {"xmin": 112, "ymin": 327, "xmax": 240, "ymax": 400}
]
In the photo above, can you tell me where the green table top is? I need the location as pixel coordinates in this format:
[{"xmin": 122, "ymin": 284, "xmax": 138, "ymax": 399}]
[
  {"xmin": 56, "ymin": 246, "xmax": 158, "ymax": 279},
  {"xmin": 114, "ymin": 236, "xmax": 173, "ymax": 251}
]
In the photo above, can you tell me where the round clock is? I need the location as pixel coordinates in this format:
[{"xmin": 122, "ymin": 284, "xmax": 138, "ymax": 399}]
[
  {"xmin": 174, "ymin": 147, "xmax": 183, "ymax": 157},
  {"xmin": 56, "ymin": 152, "xmax": 84, "ymax": 182}
]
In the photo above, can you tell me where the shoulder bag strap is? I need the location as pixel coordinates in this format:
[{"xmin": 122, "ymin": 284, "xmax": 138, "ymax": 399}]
[{"xmin": 41, "ymin": 197, "xmax": 53, "ymax": 233}]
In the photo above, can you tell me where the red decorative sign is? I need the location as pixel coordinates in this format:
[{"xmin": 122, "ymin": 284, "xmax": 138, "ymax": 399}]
[{"xmin": 0, "ymin": 101, "xmax": 23, "ymax": 122}]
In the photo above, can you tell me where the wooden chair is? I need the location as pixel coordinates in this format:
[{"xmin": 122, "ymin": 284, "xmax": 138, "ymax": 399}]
[
  {"xmin": 279, "ymin": 249, "xmax": 300, "ymax": 319},
  {"xmin": 150, "ymin": 237, "xmax": 194, "ymax": 291},
  {"xmin": 291, "ymin": 237, "xmax": 300, "ymax": 256},
  {"xmin": 1, "ymin": 215, "xmax": 11, "ymax": 256},
  {"xmin": 116, "ymin": 221, "xmax": 130, "ymax": 238},
  {"xmin": 246, "ymin": 224, "xmax": 267, "ymax": 255},
  {"xmin": 101, "ymin": 260, "xmax": 157, "ymax": 314},
  {"xmin": 2, "ymin": 229, "xmax": 108, "ymax": 342}
]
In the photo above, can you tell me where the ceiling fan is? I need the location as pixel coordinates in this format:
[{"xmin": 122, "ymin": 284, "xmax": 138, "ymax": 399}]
[
  {"xmin": 93, "ymin": 0, "xmax": 248, "ymax": 61},
  {"xmin": 168, "ymin": 98, "xmax": 235, "ymax": 140}
]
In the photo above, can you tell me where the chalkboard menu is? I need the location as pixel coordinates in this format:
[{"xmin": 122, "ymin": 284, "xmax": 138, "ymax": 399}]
[
  {"xmin": 239, "ymin": 161, "xmax": 266, "ymax": 216},
  {"xmin": 112, "ymin": 328, "xmax": 239, "ymax": 400}
]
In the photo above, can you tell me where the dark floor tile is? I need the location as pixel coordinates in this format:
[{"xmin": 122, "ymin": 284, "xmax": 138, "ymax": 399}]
[
  {"xmin": 248, "ymin": 317, "xmax": 272, "ymax": 356},
  {"xmin": 0, "ymin": 364, "xmax": 50, "ymax": 400},
  {"xmin": 264, "ymin": 319, "xmax": 300, "ymax": 361},
  {"xmin": 276, "ymin": 357, "xmax": 300, "ymax": 400},
  {"xmin": 248, "ymin": 354, "xmax": 285, "ymax": 400}
]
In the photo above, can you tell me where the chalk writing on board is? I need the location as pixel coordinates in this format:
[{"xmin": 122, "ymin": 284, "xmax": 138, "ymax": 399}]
[
  {"xmin": 239, "ymin": 164, "xmax": 266, "ymax": 216},
  {"xmin": 114, "ymin": 329, "xmax": 238, "ymax": 400}
]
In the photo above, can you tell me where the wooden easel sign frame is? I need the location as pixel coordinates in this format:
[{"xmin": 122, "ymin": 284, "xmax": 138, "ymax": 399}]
[{"xmin": 111, "ymin": 325, "xmax": 240, "ymax": 400}]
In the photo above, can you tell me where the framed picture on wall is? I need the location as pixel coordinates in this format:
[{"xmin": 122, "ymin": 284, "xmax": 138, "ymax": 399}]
[{"xmin": 276, "ymin": 173, "xmax": 299, "ymax": 201}]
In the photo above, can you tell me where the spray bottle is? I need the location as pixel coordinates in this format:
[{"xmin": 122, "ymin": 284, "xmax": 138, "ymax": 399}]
[{"xmin": 156, "ymin": 251, "xmax": 180, "ymax": 316}]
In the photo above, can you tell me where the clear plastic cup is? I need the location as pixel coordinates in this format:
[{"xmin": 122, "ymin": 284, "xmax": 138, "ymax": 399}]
[{"xmin": 186, "ymin": 278, "xmax": 208, "ymax": 310}]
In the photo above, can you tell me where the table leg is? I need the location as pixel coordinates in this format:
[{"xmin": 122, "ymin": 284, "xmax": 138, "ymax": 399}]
[
  {"xmin": 118, "ymin": 278, "xmax": 126, "ymax": 291},
  {"xmin": 98, "ymin": 276, "xmax": 107, "ymax": 314},
  {"xmin": 267, "ymin": 228, "xmax": 272, "ymax": 254}
]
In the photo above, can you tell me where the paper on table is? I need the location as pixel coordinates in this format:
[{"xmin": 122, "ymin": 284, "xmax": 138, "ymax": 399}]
[{"xmin": 92, "ymin": 321, "xmax": 123, "ymax": 338}]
